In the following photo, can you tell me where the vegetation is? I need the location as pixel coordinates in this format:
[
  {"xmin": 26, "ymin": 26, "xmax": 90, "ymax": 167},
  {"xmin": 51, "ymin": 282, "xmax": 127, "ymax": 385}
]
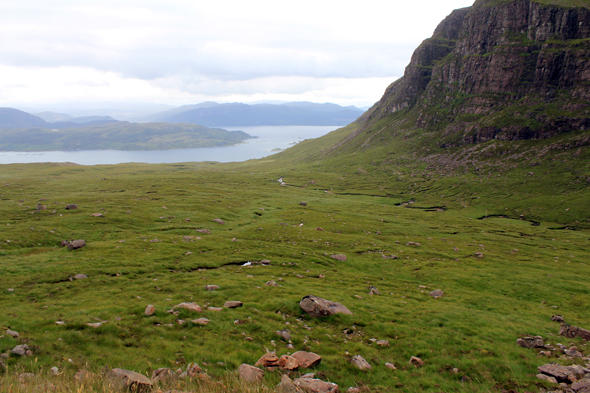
[{"xmin": 0, "ymin": 123, "xmax": 252, "ymax": 151}]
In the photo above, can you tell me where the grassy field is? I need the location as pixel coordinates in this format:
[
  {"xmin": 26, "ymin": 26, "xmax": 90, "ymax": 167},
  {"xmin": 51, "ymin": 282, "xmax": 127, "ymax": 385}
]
[{"xmin": 0, "ymin": 151, "xmax": 589, "ymax": 392}]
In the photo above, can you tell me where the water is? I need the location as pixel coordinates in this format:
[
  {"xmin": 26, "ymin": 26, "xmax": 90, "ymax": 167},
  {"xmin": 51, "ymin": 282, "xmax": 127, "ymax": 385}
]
[{"xmin": 0, "ymin": 125, "xmax": 338, "ymax": 165}]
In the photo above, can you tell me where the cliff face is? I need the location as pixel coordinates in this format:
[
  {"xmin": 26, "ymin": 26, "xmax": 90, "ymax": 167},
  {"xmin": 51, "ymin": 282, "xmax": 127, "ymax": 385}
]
[{"xmin": 361, "ymin": 0, "xmax": 590, "ymax": 146}]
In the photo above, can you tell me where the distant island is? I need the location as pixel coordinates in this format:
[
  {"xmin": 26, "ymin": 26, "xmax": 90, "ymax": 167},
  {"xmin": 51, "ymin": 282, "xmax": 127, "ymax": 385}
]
[{"xmin": 0, "ymin": 108, "xmax": 252, "ymax": 151}]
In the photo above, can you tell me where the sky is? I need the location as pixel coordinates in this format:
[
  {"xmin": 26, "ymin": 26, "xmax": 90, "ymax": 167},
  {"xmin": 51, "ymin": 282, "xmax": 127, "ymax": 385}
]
[{"xmin": 0, "ymin": 0, "xmax": 475, "ymax": 111}]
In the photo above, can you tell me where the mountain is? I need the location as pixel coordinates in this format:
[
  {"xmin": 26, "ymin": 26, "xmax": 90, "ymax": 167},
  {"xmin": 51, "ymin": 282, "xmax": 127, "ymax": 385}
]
[
  {"xmin": 146, "ymin": 101, "xmax": 365, "ymax": 126},
  {"xmin": 0, "ymin": 108, "xmax": 49, "ymax": 129},
  {"xmin": 34, "ymin": 111, "xmax": 73, "ymax": 122}
]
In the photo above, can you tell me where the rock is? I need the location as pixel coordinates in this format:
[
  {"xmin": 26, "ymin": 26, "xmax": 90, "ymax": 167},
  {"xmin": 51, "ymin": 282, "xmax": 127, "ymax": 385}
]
[
  {"xmin": 65, "ymin": 204, "xmax": 78, "ymax": 210},
  {"xmin": 109, "ymin": 368, "xmax": 153, "ymax": 392},
  {"xmin": 208, "ymin": 307, "xmax": 222, "ymax": 311},
  {"xmin": 74, "ymin": 274, "xmax": 88, "ymax": 280},
  {"xmin": 300, "ymin": 295, "xmax": 352, "ymax": 317},
  {"xmin": 277, "ymin": 374, "xmax": 299, "ymax": 393},
  {"xmin": 90, "ymin": 213, "xmax": 104, "ymax": 217},
  {"xmin": 255, "ymin": 352, "xmax": 279, "ymax": 368},
  {"xmin": 11, "ymin": 344, "xmax": 29, "ymax": 356},
  {"xmin": 537, "ymin": 373, "xmax": 558, "ymax": 384},
  {"xmin": 37, "ymin": 204, "xmax": 47, "ymax": 210},
  {"xmin": 6, "ymin": 329, "xmax": 19, "ymax": 338},
  {"xmin": 237, "ymin": 364, "xmax": 263, "ymax": 383},
  {"xmin": 538, "ymin": 363, "xmax": 576, "ymax": 383},
  {"xmin": 551, "ymin": 315, "xmax": 565, "ymax": 322},
  {"xmin": 60, "ymin": 240, "xmax": 70, "ymax": 247},
  {"xmin": 565, "ymin": 348, "xmax": 584, "ymax": 357},
  {"xmin": 377, "ymin": 340, "xmax": 389, "ymax": 347},
  {"xmin": 205, "ymin": 285, "xmax": 220, "ymax": 291},
  {"xmin": 406, "ymin": 242, "xmax": 421, "ymax": 246},
  {"xmin": 224, "ymin": 301, "xmax": 243, "ymax": 308},
  {"xmin": 291, "ymin": 351, "xmax": 322, "ymax": 368},
  {"xmin": 409, "ymin": 356, "xmax": 424, "ymax": 368},
  {"xmin": 368, "ymin": 286, "xmax": 380, "ymax": 295},
  {"xmin": 278, "ymin": 355, "xmax": 299, "ymax": 371},
  {"xmin": 572, "ymin": 379, "xmax": 590, "ymax": 392},
  {"xmin": 67, "ymin": 239, "xmax": 86, "ymax": 250},
  {"xmin": 330, "ymin": 254, "xmax": 347, "ymax": 261},
  {"xmin": 474, "ymin": 252, "xmax": 485, "ymax": 258},
  {"xmin": 293, "ymin": 377, "xmax": 339, "ymax": 393},
  {"xmin": 429, "ymin": 289, "xmax": 444, "ymax": 299},
  {"xmin": 212, "ymin": 219, "xmax": 225, "ymax": 225},
  {"xmin": 316, "ymin": 227, "xmax": 324, "ymax": 231},
  {"xmin": 516, "ymin": 336, "xmax": 544, "ymax": 349},
  {"xmin": 86, "ymin": 322, "xmax": 103, "ymax": 328},
  {"xmin": 74, "ymin": 369, "xmax": 95, "ymax": 381},
  {"xmin": 351, "ymin": 355, "xmax": 372, "ymax": 370},
  {"xmin": 559, "ymin": 323, "xmax": 590, "ymax": 341},
  {"xmin": 191, "ymin": 318, "xmax": 209, "ymax": 325},
  {"xmin": 187, "ymin": 362, "xmax": 203, "ymax": 377},
  {"xmin": 145, "ymin": 305, "xmax": 155, "ymax": 316},
  {"xmin": 196, "ymin": 229, "xmax": 211, "ymax": 234},
  {"xmin": 50, "ymin": 367, "xmax": 59, "ymax": 375},
  {"xmin": 265, "ymin": 280, "xmax": 279, "ymax": 287},
  {"xmin": 173, "ymin": 302, "xmax": 202, "ymax": 312},
  {"xmin": 277, "ymin": 329, "xmax": 291, "ymax": 341},
  {"xmin": 385, "ymin": 362, "xmax": 396, "ymax": 370},
  {"xmin": 299, "ymin": 202, "xmax": 308, "ymax": 206},
  {"xmin": 152, "ymin": 367, "xmax": 175, "ymax": 383}
]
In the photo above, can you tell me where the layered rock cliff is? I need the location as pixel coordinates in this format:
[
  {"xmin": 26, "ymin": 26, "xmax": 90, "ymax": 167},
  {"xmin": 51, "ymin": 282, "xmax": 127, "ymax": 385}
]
[{"xmin": 359, "ymin": 0, "xmax": 590, "ymax": 147}]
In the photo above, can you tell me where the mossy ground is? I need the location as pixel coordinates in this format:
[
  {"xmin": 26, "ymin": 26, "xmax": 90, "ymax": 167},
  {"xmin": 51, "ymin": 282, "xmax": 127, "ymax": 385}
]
[{"xmin": 0, "ymin": 133, "xmax": 589, "ymax": 392}]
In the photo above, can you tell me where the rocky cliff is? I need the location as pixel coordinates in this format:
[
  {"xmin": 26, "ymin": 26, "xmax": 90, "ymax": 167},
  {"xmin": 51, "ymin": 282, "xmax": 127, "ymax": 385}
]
[{"xmin": 359, "ymin": 0, "xmax": 590, "ymax": 147}]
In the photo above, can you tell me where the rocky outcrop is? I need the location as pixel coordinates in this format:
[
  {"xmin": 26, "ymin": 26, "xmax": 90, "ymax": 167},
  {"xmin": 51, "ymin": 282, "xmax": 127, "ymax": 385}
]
[
  {"xmin": 300, "ymin": 295, "xmax": 352, "ymax": 317},
  {"xmin": 354, "ymin": 0, "xmax": 590, "ymax": 147}
]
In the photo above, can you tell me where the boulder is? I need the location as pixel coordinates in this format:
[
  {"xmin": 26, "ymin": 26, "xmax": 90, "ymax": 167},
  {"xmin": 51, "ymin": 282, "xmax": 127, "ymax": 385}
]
[
  {"xmin": 351, "ymin": 355, "xmax": 371, "ymax": 370},
  {"xmin": 11, "ymin": 344, "xmax": 29, "ymax": 356},
  {"xmin": 109, "ymin": 368, "xmax": 153, "ymax": 392},
  {"xmin": 278, "ymin": 355, "xmax": 299, "ymax": 371},
  {"xmin": 277, "ymin": 374, "xmax": 299, "ymax": 393},
  {"xmin": 90, "ymin": 213, "xmax": 104, "ymax": 217},
  {"xmin": 237, "ymin": 364, "xmax": 263, "ymax": 383},
  {"xmin": 406, "ymin": 242, "xmax": 421, "ymax": 246},
  {"xmin": 538, "ymin": 363, "xmax": 576, "ymax": 383},
  {"xmin": 65, "ymin": 204, "xmax": 78, "ymax": 210},
  {"xmin": 187, "ymin": 362, "xmax": 203, "ymax": 377},
  {"xmin": 551, "ymin": 315, "xmax": 564, "ymax": 322},
  {"xmin": 536, "ymin": 373, "xmax": 558, "ymax": 384},
  {"xmin": 572, "ymin": 379, "xmax": 590, "ymax": 392},
  {"xmin": 196, "ymin": 229, "xmax": 211, "ymax": 234},
  {"xmin": 516, "ymin": 336, "xmax": 544, "ymax": 349},
  {"xmin": 291, "ymin": 351, "xmax": 322, "ymax": 368},
  {"xmin": 191, "ymin": 318, "xmax": 209, "ymax": 325},
  {"xmin": 300, "ymin": 295, "xmax": 352, "ymax": 317},
  {"xmin": 559, "ymin": 323, "xmax": 590, "ymax": 341},
  {"xmin": 205, "ymin": 285, "xmax": 220, "ymax": 291},
  {"xmin": 224, "ymin": 301, "xmax": 243, "ymax": 308},
  {"xmin": 212, "ymin": 219, "xmax": 225, "ymax": 224},
  {"xmin": 429, "ymin": 289, "xmax": 444, "ymax": 299},
  {"xmin": 67, "ymin": 240, "xmax": 86, "ymax": 250},
  {"xmin": 409, "ymin": 356, "xmax": 424, "ymax": 368},
  {"xmin": 152, "ymin": 367, "xmax": 175, "ymax": 383},
  {"xmin": 145, "ymin": 305, "xmax": 155, "ymax": 316},
  {"xmin": 6, "ymin": 329, "xmax": 19, "ymax": 338},
  {"xmin": 74, "ymin": 274, "xmax": 88, "ymax": 280},
  {"xmin": 376, "ymin": 340, "xmax": 389, "ymax": 347},
  {"xmin": 277, "ymin": 329, "xmax": 291, "ymax": 341},
  {"xmin": 330, "ymin": 254, "xmax": 347, "ymax": 262},
  {"xmin": 173, "ymin": 302, "xmax": 202, "ymax": 312},
  {"xmin": 293, "ymin": 377, "xmax": 338, "ymax": 393},
  {"xmin": 265, "ymin": 280, "xmax": 279, "ymax": 287},
  {"xmin": 255, "ymin": 352, "xmax": 279, "ymax": 368}
]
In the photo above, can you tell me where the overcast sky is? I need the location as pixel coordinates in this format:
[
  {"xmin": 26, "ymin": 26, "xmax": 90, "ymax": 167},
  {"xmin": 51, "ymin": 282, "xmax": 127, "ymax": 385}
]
[{"xmin": 0, "ymin": 0, "xmax": 474, "ymax": 110}]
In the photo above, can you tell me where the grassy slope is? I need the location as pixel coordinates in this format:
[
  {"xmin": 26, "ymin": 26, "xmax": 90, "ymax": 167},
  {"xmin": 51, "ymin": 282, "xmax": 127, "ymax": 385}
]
[{"xmin": 0, "ymin": 157, "xmax": 589, "ymax": 392}]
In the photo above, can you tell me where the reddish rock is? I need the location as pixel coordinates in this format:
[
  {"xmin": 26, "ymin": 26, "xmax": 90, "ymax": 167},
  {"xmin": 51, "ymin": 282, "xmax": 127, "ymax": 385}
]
[
  {"xmin": 277, "ymin": 374, "xmax": 299, "ymax": 393},
  {"xmin": 291, "ymin": 351, "xmax": 322, "ymax": 368},
  {"xmin": 212, "ymin": 219, "xmax": 225, "ymax": 225},
  {"xmin": 145, "ymin": 305, "xmax": 155, "ymax": 316},
  {"xmin": 224, "ymin": 301, "xmax": 243, "ymax": 308},
  {"xmin": 293, "ymin": 377, "xmax": 338, "ymax": 393},
  {"xmin": 65, "ymin": 204, "xmax": 77, "ymax": 210},
  {"xmin": 516, "ymin": 336, "xmax": 544, "ymax": 349},
  {"xmin": 186, "ymin": 362, "xmax": 203, "ymax": 377},
  {"xmin": 406, "ymin": 242, "xmax": 421, "ymax": 246},
  {"xmin": 409, "ymin": 356, "xmax": 424, "ymax": 368},
  {"xmin": 191, "ymin": 318, "xmax": 209, "ymax": 325},
  {"xmin": 67, "ymin": 239, "xmax": 86, "ymax": 250},
  {"xmin": 205, "ymin": 285, "xmax": 220, "ymax": 291},
  {"xmin": 90, "ymin": 213, "xmax": 104, "ymax": 217},
  {"xmin": 559, "ymin": 323, "xmax": 590, "ymax": 341},
  {"xmin": 350, "ymin": 355, "xmax": 371, "ymax": 370},
  {"xmin": 278, "ymin": 355, "xmax": 299, "ymax": 371},
  {"xmin": 538, "ymin": 363, "xmax": 575, "ymax": 383},
  {"xmin": 300, "ymin": 295, "xmax": 352, "ymax": 317},
  {"xmin": 255, "ymin": 352, "xmax": 279, "ymax": 368},
  {"xmin": 109, "ymin": 368, "xmax": 152, "ymax": 392},
  {"xmin": 429, "ymin": 289, "xmax": 444, "ymax": 299},
  {"xmin": 237, "ymin": 364, "xmax": 263, "ymax": 383},
  {"xmin": 368, "ymin": 286, "xmax": 380, "ymax": 295},
  {"xmin": 330, "ymin": 254, "xmax": 347, "ymax": 261},
  {"xmin": 196, "ymin": 229, "xmax": 211, "ymax": 234},
  {"xmin": 385, "ymin": 362, "xmax": 396, "ymax": 370},
  {"xmin": 377, "ymin": 340, "xmax": 389, "ymax": 347},
  {"xmin": 173, "ymin": 302, "xmax": 202, "ymax": 312},
  {"xmin": 265, "ymin": 280, "xmax": 279, "ymax": 287},
  {"xmin": 152, "ymin": 367, "xmax": 175, "ymax": 383}
]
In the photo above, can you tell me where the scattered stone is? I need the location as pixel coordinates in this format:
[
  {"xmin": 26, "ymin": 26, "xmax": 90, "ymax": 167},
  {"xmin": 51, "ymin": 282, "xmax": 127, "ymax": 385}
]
[
  {"xmin": 208, "ymin": 307, "xmax": 223, "ymax": 311},
  {"xmin": 377, "ymin": 340, "xmax": 389, "ymax": 347},
  {"xmin": 205, "ymin": 285, "xmax": 220, "ymax": 291},
  {"xmin": 559, "ymin": 323, "xmax": 590, "ymax": 341},
  {"xmin": 429, "ymin": 289, "xmax": 444, "ymax": 299},
  {"xmin": 279, "ymin": 355, "xmax": 299, "ymax": 371},
  {"xmin": 300, "ymin": 295, "xmax": 352, "ymax": 317},
  {"xmin": 152, "ymin": 368, "xmax": 175, "ymax": 383},
  {"xmin": 86, "ymin": 322, "xmax": 104, "ymax": 328},
  {"xmin": 381, "ymin": 254, "xmax": 398, "ymax": 259},
  {"xmin": 291, "ymin": 351, "xmax": 322, "ymax": 368},
  {"xmin": 293, "ymin": 377, "xmax": 338, "ymax": 393},
  {"xmin": 265, "ymin": 280, "xmax": 279, "ymax": 287},
  {"xmin": 277, "ymin": 330, "xmax": 291, "ymax": 341},
  {"xmin": 538, "ymin": 363, "xmax": 575, "ymax": 383},
  {"xmin": 6, "ymin": 329, "xmax": 19, "ymax": 338},
  {"xmin": 90, "ymin": 213, "xmax": 104, "ymax": 217},
  {"xmin": 552, "ymin": 315, "xmax": 565, "ymax": 322},
  {"xmin": 66, "ymin": 239, "xmax": 86, "ymax": 250},
  {"xmin": 37, "ymin": 204, "xmax": 47, "ymax": 210},
  {"xmin": 74, "ymin": 369, "xmax": 96, "ymax": 381},
  {"xmin": 385, "ymin": 362, "xmax": 396, "ymax": 370},
  {"xmin": 351, "ymin": 355, "xmax": 372, "ymax": 370},
  {"xmin": 572, "ymin": 379, "xmax": 590, "ymax": 392},
  {"xmin": 191, "ymin": 318, "xmax": 209, "ymax": 325},
  {"xmin": 149, "ymin": 238, "xmax": 160, "ymax": 243},
  {"xmin": 406, "ymin": 242, "xmax": 421, "ymax": 246},
  {"xmin": 316, "ymin": 227, "xmax": 324, "ymax": 231},
  {"xmin": 565, "ymin": 348, "xmax": 584, "ymax": 357},
  {"xmin": 224, "ymin": 301, "xmax": 243, "ymax": 308},
  {"xmin": 11, "ymin": 344, "xmax": 29, "ymax": 356},
  {"xmin": 145, "ymin": 305, "xmax": 155, "ymax": 316},
  {"xmin": 299, "ymin": 202, "xmax": 307, "ymax": 206},
  {"xmin": 187, "ymin": 362, "xmax": 203, "ymax": 377},
  {"xmin": 65, "ymin": 204, "xmax": 78, "ymax": 210},
  {"xmin": 74, "ymin": 274, "xmax": 88, "ymax": 280},
  {"xmin": 196, "ymin": 229, "xmax": 211, "ymax": 234},
  {"xmin": 277, "ymin": 374, "xmax": 299, "ymax": 393},
  {"xmin": 238, "ymin": 364, "xmax": 263, "ymax": 383},
  {"xmin": 173, "ymin": 302, "xmax": 202, "ymax": 312},
  {"xmin": 409, "ymin": 356, "xmax": 424, "ymax": 368},
  {"xmin": 109, "ymin": 368, "xmax": 153, "ymax": 392},
  {"xmin": 368, "ymin": 286, "xmax": 380, "ymax": 295},
  {"xmin": 55, "ymin": 321, "xmax": 65, "ymax": 325},
  {"xmin": 255, "ymin": 352, "xmax": 279, "ymax": 368},
  {"xmin": 474, "ymin": 252, "xmax": 485, "ymax": 258},
  {"xmin": 330, "ymin": 254, "xmax": 347, "ymax": 261},
  {"xmin": 212, "ymin": 219, "xmax": 225, "ymax": 225}
]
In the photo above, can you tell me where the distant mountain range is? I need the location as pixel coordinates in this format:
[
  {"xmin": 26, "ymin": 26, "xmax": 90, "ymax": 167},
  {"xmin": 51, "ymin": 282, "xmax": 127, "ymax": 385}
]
[
  {"xmin": 140, "ymin": 101, "xmax": 365, "ymax": 126},
  {"xmin": 0, "ymin": 108, "xmax": 118, "ymax": 129}
]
